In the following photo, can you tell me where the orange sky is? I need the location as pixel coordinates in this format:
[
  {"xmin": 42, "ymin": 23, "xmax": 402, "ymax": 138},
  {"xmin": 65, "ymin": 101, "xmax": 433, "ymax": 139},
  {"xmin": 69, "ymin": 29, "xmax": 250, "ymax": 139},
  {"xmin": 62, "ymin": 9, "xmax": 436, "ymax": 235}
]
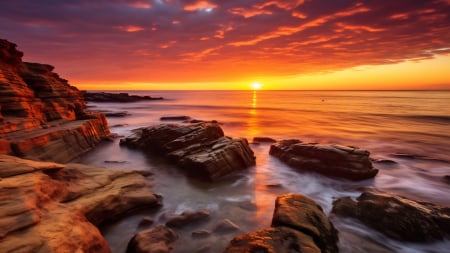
[{"xmin": 1, "ymin": 0, "xmax": 449, "ymax": 90}]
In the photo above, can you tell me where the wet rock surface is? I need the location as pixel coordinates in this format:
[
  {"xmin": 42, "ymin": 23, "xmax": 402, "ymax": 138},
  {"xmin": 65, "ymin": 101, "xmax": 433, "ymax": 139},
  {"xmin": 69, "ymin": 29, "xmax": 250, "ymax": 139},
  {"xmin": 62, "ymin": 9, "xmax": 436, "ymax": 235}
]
[
  {"xmin": 332, "ymin": 191, "xmax": 450, "ymax": 242},
  {"xmin": 83, "ymin": 91, "xmax": 163, "ymax": 103},
  {"xmin": 126, "ymin": 225, "xmax": 178, "ymax": 253},
  {"xmin": 0, "ymin": 155, "xmax": 161, "ymax": 253},
  {"xmin": 224, "ymin": 193, "xmax": 339, "ymax": 253},
  {"xmin": 270, "ymin": 139, "xmax": 378, "ymax": 180},
  {"xmin": 120, "ymin": 122, "xmax": 256, "ymax": 180}
]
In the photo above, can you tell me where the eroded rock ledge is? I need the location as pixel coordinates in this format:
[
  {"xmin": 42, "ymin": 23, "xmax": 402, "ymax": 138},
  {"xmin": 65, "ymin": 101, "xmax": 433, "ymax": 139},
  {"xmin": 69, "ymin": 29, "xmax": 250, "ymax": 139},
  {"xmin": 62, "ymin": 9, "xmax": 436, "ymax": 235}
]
[
  {"xmin": 224, "ymin": 193, "xmax": 339, "ymax": 253},
  {"xmin": 0, "ymin": 38, "xmax": 110, "ymax": 162},
  {"xmin": 120, "ymin": 122, "xmax": 256, "ymax": 180},
  {"xmin": 0, "ymin": 155, "xmax": 161, "ymax": 253},
  {"xmin": 270, "ymin": 139, "xmax": 378, "ymax": 181},
  {"xmin": 83, "ymin": 91, "xmax": 163, "ymax": 103}
]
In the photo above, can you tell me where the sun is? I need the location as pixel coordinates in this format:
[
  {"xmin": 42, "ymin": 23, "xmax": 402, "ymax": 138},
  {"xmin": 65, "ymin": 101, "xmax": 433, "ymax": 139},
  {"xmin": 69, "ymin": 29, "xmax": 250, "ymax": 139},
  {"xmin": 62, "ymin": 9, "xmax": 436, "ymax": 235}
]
[{"xmin": 251, "ymin": 82, "xmax": 262, "ymax": 90}]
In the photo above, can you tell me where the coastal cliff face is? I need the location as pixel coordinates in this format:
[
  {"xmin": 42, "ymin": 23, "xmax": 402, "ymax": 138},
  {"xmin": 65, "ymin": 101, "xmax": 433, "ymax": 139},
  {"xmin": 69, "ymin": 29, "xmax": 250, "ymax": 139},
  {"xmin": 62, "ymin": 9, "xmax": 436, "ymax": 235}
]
[{"xmin": 0, "ymin": 39, "xmax": 110, "ymax": 162}]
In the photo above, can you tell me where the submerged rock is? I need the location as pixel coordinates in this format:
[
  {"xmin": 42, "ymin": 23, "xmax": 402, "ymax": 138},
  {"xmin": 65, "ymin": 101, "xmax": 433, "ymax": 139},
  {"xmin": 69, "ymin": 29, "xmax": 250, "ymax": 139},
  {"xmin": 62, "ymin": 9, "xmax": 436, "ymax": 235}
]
[
  {"xmin": 224, "ymin": 193, "xmax": 338, "ymax": 253},
  {"xmin": 0, "ymin": 155, "xmax": 161, "ymax": 253},
  {"xmin": 214, "ymin": 219, "xmax": 240, "ymax": 233},
  {"xmin": 253, "ymin": 137, "xmax": 277, "ymax": 143},
  {"xmin": 165, "ymin": 209, "xmax": 211, "ymax": 228},
  {"xmin": 332, "ymin": 191, "xmax": 450, "ymax": 242},
  {"xmin": 270, "ymin": 139, "xmax": 378, "ymax": 180},
  {"xmin": 126, "ymin": 225, "xmax": 178, "ymax": 253},
  {"xmin": 120, "ymin": 122, "xmax": 256, "ymax": 180},
  {"xmin": 160, "ymin": 115, "xmax": 191, "ymax": 121}
]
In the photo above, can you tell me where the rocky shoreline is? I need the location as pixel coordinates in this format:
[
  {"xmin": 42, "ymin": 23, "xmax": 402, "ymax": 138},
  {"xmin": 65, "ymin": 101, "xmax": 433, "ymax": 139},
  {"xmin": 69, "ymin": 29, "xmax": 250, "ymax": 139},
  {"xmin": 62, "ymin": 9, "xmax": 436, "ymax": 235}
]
[{"xmin": 1, "ymin": 38, "xmax": 449, "ymax": 253}]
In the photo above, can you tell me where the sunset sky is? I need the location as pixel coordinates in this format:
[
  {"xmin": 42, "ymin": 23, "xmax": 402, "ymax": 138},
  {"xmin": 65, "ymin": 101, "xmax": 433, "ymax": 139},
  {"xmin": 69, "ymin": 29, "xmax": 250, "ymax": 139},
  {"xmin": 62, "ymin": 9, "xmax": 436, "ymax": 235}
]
[{"xmin": 1, "ymin": 0, "xmax": 450, "ymax": 90}]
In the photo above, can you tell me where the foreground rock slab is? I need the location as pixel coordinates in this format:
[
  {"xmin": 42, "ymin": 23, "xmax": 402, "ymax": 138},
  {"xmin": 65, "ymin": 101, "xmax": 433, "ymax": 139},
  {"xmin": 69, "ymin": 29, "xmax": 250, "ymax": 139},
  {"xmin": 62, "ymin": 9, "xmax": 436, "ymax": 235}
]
[
  {"xmin": 270, "ymin": 139, "xmax": 378, "ymax": 180},
  {"xmin": 0, "ymin": 155, "xmax": 161, "ymax": 253},
  {"xmin": 224, "ymin": 193, "xmax": 339, "ymax": 253},
  {"xmin": 332, "ymin": 191, "xmax": 450, "ymax": 242},
  {"xmin": 120, "ymin": 122, "xmax": 256, "ymax": 180}
]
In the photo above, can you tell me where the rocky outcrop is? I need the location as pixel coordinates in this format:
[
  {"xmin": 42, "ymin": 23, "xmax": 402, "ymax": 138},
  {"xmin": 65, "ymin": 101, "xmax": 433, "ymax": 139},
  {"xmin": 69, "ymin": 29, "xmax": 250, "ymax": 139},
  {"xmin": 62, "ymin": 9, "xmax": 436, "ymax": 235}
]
[
  {"xmin": 332, "ymin": 191, "xmax": 450, "ymax": 242},
  {"xmin": 0, "ymin": 155, "xmax": 161, "ymax": 253},
  {"xmin": 0, "ymin": 38, "xmax": 110, "ymax": 162},
  {"xmin": 83, "ymin": 91, "xmax": 163, "ymax": 102},
  {"xmin": 120, "ymin": 122, "xmax": 256, "ymax": 180},
  {"xmin": 165, "ymin": 209, "xmax": 211, "ymax": 228},
  {"xmin": 126, "ymin": 225, "xmax": 178, "ymax": 253},
  {"xmin": 270, "ymin": 139, "xmax": 378, "ymax": 180},
  {"xmin": 224, "ymin": 193, "xmax": 339, "ymax": 253}
]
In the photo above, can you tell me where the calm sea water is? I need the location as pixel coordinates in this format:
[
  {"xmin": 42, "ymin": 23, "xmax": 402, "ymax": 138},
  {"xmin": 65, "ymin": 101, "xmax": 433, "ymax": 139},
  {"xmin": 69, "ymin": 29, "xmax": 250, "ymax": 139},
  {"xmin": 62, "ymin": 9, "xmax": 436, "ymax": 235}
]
[{"xmin": 76, "ymin": 90, "xmax": 450, "ymax": 253}]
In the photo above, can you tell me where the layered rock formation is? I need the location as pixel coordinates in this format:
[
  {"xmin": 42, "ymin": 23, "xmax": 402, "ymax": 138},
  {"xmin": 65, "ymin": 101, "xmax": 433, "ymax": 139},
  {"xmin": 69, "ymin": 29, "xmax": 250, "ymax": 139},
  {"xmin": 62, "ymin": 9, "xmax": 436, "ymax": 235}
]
[
  {"xmin": 126, "ymin": 225, "xmax": 178, "ymax": 253},
  {"xmin": 120, "ymin": 122, "xmax": 256, "ymax": 180},
  {"xmin": 332, "ymin": 191, "xmax": 450, "ymax": 242},
  {"xmin": 224, "ymin": 193, "xmax": 339, "ymax": 253},
  {"xmin": 0, "ymin": 155, "xmax": 161, "ymax": 253},
  {"xmin": 270, "ymin": 139, "xmax": 378, "ymax": 180},
  {"xmin": 0, "ymin": 38, "xmax": 110, "ymax": 162}
]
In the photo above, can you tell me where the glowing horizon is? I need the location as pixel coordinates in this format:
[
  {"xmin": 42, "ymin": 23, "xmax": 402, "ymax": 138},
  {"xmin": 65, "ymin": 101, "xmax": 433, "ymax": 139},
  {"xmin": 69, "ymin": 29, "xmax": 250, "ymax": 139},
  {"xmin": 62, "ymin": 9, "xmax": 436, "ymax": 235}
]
[{"xmin": 1, "ymin": 0, "xmax": 449, "ymax": 90}]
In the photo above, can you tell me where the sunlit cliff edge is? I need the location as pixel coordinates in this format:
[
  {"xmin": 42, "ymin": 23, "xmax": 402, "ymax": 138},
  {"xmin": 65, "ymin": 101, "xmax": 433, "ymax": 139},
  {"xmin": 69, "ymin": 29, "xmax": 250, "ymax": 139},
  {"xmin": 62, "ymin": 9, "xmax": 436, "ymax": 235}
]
[{"xmin": 0, "ymin": 38, "xmax": 110, "ymax": 162}]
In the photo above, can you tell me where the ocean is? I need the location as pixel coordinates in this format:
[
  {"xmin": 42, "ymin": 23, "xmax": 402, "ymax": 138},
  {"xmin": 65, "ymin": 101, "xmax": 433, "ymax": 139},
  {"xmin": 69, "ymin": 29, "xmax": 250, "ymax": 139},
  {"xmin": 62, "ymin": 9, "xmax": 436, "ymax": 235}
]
[{"xmin": 76, "ymin": 90, "xmax": 450, "ymax": 253}]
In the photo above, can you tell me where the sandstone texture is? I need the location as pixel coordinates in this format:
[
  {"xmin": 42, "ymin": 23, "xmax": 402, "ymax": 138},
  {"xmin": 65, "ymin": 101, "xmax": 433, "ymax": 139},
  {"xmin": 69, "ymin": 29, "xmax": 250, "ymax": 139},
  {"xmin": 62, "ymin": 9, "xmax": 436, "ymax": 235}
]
[
  {"xmin": 83, "ymin": 91, "xmax": 163, "ymax": 103},
  {"xmin": 120, "ymin": 122, "xmax": 256, "ymax": 180},
  {"xmin": 0, "ymin": 155, "xmax": 161, "ymax": 253},
  {"xmin": 126, "ymin": 225, "xmax": 178, "ymax": 253},
  {"xmin": 270, "ymin": 139, "xmax": 378, "ymax": 180},
  {"xmin": 0, "ymin": 38, "xmax": 110, "ymax": 162},
  {"xmin": 224, "ymin": 193, "xmax": 339, "ymax": 253},
  {"xmin": 332, "ymin": 191, "xmax": 450, "ymax": 242}
]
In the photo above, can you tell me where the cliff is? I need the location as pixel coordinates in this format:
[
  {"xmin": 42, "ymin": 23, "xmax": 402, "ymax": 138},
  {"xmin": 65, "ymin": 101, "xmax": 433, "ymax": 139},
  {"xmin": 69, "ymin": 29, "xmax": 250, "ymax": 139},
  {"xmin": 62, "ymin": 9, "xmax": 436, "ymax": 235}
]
[{"xmin": 0, "ymin": 38, "xmax": 110, "ymax": 162}]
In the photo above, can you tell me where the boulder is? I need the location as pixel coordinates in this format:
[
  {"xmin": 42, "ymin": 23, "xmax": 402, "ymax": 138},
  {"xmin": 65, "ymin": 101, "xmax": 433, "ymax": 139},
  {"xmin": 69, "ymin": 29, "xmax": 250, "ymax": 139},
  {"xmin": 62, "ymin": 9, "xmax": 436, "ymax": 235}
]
[
  {"xmin": 224, "ymin": 227, "xmax": 320, "ymax": 253},
  {"xmin": 270, "ymin": 139, "xmax": 378, "ymax": 180},
  {"xmin": 332, "ymin": 191, "xmax": 450, "ymax": 242},
  {"xmin": 213, "ymin": 219, "xmax": 240, "ymax": 233},
  {"xmin": 0, "ymin": 155, "xmax": 161, "ymax": 253},
  {"xmin": 126, "ymin": 225, "xmax": 178, "ymax": 253},
  {"xmin": 160, "ymin": 116, "xmax": 191, "ymax": 121},
  {"xmin": 224, "ymin": 193, "xmax": 338, "ymax": 253},
  {"xmin": 120, "ymin": 122, "xmax": 256, "ymax": 180}
]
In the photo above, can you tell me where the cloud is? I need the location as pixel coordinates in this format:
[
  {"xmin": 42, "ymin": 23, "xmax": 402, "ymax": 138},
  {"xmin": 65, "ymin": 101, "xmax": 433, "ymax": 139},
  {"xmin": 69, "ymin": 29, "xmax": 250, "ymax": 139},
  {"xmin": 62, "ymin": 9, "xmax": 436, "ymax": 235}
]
[{"xmin": 0, "ymin": 0, "xmax": 449, "ymax": 83}]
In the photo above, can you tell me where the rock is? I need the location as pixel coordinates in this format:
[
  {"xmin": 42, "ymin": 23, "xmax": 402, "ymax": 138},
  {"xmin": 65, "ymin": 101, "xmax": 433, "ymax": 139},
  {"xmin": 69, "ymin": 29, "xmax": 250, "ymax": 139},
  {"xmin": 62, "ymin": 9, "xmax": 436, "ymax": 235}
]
[
  {"xmin": 224, "ymin": 193, "xmax": 338, "ymax": 253},
  {"xmin": 166, "ymin": 209, "xmax": 211, "ymax": 228},
  {"xmin": 192, "ymin": 230, "xmax": 211, "ymax": 238},
  {"xmin": 104, "ymin": 160, "xmax": 128, "ymax": 164},
  {"xmin": 214, "ymin": 219, "xmax": 240, "ymax": 233},
  {"xmin": 270, "ymin": 139, "xmax": 378, "ymax": 180},
  {"xmin": 138, "ymin": 217, "xmax": 154, "ymax": 227},
  {"xmin": 160, "ymin": 116, "xmax": 191, "ymax": 121},
  {"xmin": 253, "ymin": 137, "xmax": 277, "ymax": 143},
  {"xmin": 265, "ymin": 183, "xmax": 283, "ymax": 188},
  {"xmin": 238, "ymin": 201, "xmax": 257, "ymax": 211},
  {"xmin": 332, "ymin": 191, "xmax": 450, "ymax": 242},
  {"xmin": 372, "ymin": 158, "xmax": 397, "ymax": 164},
  {"xmin": 224, "ymin": 227, "xmax": 321, "ymax": 253},
  {"xmin": 0, "ymin": 155, "xmax": 161, "ymax": 253},
  {"xmin": 2, "ymin": 113, "xmax": 110, "ymax": 163},
  {"xmin": 104, "ymin": 111, "xmax": 130, "ymax": 117},
  {"xmin": 0, "ymin": 38, "xmax": 110, "ymax": 161},
  {"xmin": 120, "ymin": 122, "xmax": 256, "ymax": 181},
  {"xmin": 126, "ymin": 225, "xmax": 178, "ymax": 253},
  {"xmin": 83, "ymin": 91, "xmax": 163, "ymax": 103},
  {"xmin": 272, "ymin": 194, "xmax": 339, "ymax": 253},
  {"xmin": 444, "ymin": 175, "xmax": 450, "ymax": 184}
]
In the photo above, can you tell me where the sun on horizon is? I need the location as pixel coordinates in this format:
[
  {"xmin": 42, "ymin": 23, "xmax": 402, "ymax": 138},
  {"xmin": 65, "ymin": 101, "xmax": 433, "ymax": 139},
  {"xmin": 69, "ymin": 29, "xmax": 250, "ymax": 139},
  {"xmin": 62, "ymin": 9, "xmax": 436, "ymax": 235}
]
[{"xmin": 251, "ymin": 82, "xmax": 262, "ymax": 90}]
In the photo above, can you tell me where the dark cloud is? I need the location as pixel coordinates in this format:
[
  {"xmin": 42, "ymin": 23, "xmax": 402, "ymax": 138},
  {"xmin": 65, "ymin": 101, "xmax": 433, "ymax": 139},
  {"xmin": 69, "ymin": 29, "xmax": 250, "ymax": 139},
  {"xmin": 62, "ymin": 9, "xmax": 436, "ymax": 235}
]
[{"xmin": 0, "ymin": 0, "xmax": 449, "ymax": 83}]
